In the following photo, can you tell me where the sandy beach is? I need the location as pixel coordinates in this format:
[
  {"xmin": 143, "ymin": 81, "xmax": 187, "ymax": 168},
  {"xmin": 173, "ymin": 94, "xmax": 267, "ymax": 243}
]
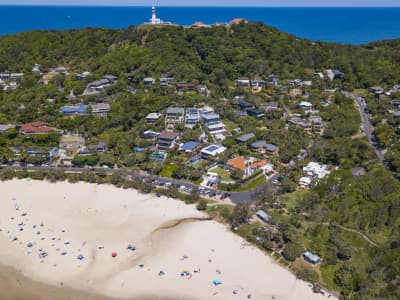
[{"xmin": 0, "ymin": 179, "xmax": 334, "ymax": 300}]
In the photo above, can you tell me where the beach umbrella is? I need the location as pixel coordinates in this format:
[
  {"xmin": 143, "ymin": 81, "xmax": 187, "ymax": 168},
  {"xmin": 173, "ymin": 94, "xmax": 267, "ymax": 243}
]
[
  {"xmin": 111, "ymin": 252, "xmax": 117, "ymax": 258},
  {"xmin": 61, "ymin": 250, "xmax": 67, "ymax": 256},
  {"xmin": 26, "ymin": 242, "xmax": 33, "ymax": 248},
  {"xmin": 77, "ymin": 254, "xmax": 85, "ymax": 260}
]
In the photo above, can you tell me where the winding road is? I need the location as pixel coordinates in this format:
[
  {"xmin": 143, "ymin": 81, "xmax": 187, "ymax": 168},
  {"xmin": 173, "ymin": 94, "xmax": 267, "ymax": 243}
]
[{"xmin": 342, "ymin": 91, "xmax": 385, "ymax": 163}]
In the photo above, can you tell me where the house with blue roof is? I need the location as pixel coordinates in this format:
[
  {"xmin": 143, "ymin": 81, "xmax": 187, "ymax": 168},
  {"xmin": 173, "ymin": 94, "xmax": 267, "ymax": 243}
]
[
  {"xmin": 60, "ymin": 104, "xmax": 88, "ymax": 116},
  {"xmin": 179, "ymin": 141, "xmax": 200, "ymax": 153}
]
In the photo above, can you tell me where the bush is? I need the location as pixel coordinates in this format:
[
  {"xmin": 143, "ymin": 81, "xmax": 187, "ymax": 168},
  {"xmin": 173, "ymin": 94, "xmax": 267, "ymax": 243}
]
[{"xmin": 282, "ymin": 242, "xmax": 303, "ymax": 262}]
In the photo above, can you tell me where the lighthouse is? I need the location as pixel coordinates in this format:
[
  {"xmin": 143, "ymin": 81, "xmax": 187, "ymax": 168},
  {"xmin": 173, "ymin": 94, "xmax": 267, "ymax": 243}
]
[{"xmin": 150, "ymin": 5, "xmax": 161, "ymax": 24}]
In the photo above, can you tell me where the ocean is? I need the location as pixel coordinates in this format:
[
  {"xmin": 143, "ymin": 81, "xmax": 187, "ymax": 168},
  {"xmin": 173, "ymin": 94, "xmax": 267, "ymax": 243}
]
[{"xmin": 0, "ymin": 6, "xmax": 399, "ymax": 44}]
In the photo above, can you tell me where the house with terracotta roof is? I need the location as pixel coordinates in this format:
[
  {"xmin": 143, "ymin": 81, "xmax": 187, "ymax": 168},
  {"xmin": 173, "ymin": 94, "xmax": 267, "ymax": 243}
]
[
  {"xmin": 20, "ymin": 121, "xmax": 57, "ymax": 135},
  {"xmin": 227, "ymin": 156, "xmax": 273, "ymax": 177}
]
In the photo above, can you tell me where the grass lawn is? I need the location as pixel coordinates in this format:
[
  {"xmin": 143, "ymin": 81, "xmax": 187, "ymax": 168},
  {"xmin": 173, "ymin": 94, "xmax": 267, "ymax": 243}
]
[
  {"xmin": 320, "ymin": 264, "xmax": 341, "ymax": 291},
  {"xmin": 161, "ymin": 163, "xmax": 179, "ymax": 177},
  {"xmin": 279, "ymin": 190, "xmax": 308, "ymax": 211},
  {"xmin": 206, "ymin": 204, "xmax": 233, "ymax": 222},
  {"xmin": 209, "ymin": 166, "xmax": 232, "ymax": 182}
]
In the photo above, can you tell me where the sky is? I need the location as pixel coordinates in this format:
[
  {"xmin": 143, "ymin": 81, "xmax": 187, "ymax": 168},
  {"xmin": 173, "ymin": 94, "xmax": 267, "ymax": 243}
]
[{"xmin": 0, "ymin": 0, "xmax": 399, "ymax": 7}]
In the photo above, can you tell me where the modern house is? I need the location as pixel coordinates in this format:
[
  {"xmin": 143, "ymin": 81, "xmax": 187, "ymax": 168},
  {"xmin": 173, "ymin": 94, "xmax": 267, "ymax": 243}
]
[
  {"xmin": 145, "ymin": 112, "xmax": 162, "ymax": 123},
  {"xmin": 238, "ymin": 100, "xmax": 254, "ymax": 110},
  {"xmin": 140, "ymin": 130, "xmax": 160, "ymax": 140},
  {"xmin": 90, "ymin": 103, "xmax": 110, "ymax": 117},
  {"xmin": 60, "ymin": 104, "xmax": 88, "ymax": 116},
  {"xmin": 288, "ymin": 117, "xmax": 312, "ymax": 129},
  {"xmin": 298, "ymin": 101, "xmax": 313, "ymax": 111},
  {"xmin": 265, "ymin": 143, "xmax": 278, "ymax": 155},
  {"xmin": 235, "ymin": 133, "xmax": 255, "ymax": 143},
  {"xmin": 246, "ymin": 108, "xmax": 265, "ymax": 118},
  {"xmin": 200, "ymin": 144, "xmax": 227, "ymax": 159},
  {"xmin": 179, "ymin": 141, "xmax": 201, "ymax": 153},
  {"xmin": 158, "ymin": 131, "xmax": 179, "ymax": 149},
  {"xmin": 20, "ymin": 121, "xmax": 57, "ymax": 135},
  {"xmin": 250, "ymin": 140, "xmax": 267, "ymax": 153},
  {"xmin": 185, "ymin": 108, "xmax": 199, "ymax": 128},
  {"xmin": 165, "ymin": 107, "xmax": 185, "ymax": 128},
  {"xmin": 160, "ymin": 77, "xmax": 174, "ymax": 86},
  {"xmin": 85, "ymin": 75, "xmax": 117, "ymax": 94},
  {"xmin": 144, "ymin": 77, "xmax": 155, "ymax": 86}
]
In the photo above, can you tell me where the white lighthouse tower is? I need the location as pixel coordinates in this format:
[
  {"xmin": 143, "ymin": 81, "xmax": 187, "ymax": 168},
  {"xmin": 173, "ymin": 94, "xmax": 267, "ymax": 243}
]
[{"xmin": 150, "ymin": 5, "xmax": 161, "ymax": 24}]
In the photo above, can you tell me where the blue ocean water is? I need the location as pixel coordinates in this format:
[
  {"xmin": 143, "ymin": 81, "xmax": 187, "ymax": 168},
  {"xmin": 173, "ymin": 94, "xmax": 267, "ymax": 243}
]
[{"xmin": 0, "ymin": 6, "xmax": 399, "ymax": 44}]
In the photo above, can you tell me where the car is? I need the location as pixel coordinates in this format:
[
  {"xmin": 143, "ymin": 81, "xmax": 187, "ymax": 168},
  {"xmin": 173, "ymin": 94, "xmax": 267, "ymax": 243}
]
[{"xmin": 27, "ymin": 164, "xmax": 35, "ymax": 167}]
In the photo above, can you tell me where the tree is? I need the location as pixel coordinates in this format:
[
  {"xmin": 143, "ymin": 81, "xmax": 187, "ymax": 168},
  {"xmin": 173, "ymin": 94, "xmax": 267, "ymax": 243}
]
[
  {"xmin": 229, "ymin": 204, "xmax": 251, "ymax": 227},
  {"xmin": 230, "ymin": 168, "xmax": 244, "ymax": 181},
  {"xmin": 281, "ymin": 242, "xmax": 303, "ymax": 262},
  {"xmin": 196, "ymin": 199, "xmax": 208, "ymax": 211}
]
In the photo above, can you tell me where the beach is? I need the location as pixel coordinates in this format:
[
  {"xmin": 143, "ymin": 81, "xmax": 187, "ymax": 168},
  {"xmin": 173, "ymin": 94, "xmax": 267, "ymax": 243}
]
[{"xmin": 0, "ymin": 179, "xmax": 334, "ymax": 300}]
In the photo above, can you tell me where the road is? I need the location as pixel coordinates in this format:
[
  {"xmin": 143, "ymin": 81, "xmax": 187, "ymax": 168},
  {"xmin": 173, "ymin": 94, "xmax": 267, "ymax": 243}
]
[
  {"xmin": 3, "ymin": 165, "xmax": 278, "ymax": 205},
  {"xmin": 342, "ymin": 91, "xmax": 386, "ymax": 163}
]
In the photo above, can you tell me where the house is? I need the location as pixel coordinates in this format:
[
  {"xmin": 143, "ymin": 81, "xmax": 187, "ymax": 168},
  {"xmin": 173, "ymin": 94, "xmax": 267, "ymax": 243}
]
[
  {"xmin": 236, "ymin": 77, "xmax": 250, "ymax": 87},
  {"xmin": 158, "ymin": 131, "xmax": 179, "ymax": 149},
  {"xmin": 76, "ymin": 71, "xmax": 91, "ymax": 79},
  {"xmin": 261, "ymin": 102, "xmax": 279, "ymax": 112},
  {"xmin": 299, "ymin": 176, "xmax": 312, "ymax": 189},
  {"xmin": 229, "ymin": 18, "xmax": 246, "ymax": 25},
  {"xmin": 268, "ymin": 74, "xmax": 278, "ymax": 86},
  {"xmin": 201, "ymin": 111, "xmax": 220, "ymax": 125},
  {"xmin": 351, "ymin": 167, "xmax": 366, "ymax": 176},
  {"xmin": 87, "ymin": 141, "xmax": 107, "ymax": 153},
  {"xmin": 145, "ymin": 112, "xmax": 162, "ymax": 123},
  {"xmin": 235, "ymin": 133, "xmax": 255, "ymax": 143},
  {"xmin": 298, "ymin": 101, "xmax": 313, "ymax": 110},
  {"xmin": 60, "ymin": 104, "xmax": 88, "ymax": 116},
  {"xmin": 0, "ymin": 124, "xmax": 16, "ymax": 134},
  {"xmin": 32, "ymin": 64, "xmax": 41, "ymax": 73},
  {"xmin": 256, "ymin": 210, "xmax": 270, "ymax": 223},
  {"xmin": 185, "ymin": 108, "xmax": 199, "ymax": 128},
  {"xmin": 160, "ymin": 77, "xmax": 174, "ymax": 86},
  {"xmin": 0, "ymin": 73, "xmax": 11, "ymax": 80},
  {"xmin": 288, "ymin": 117, "xmax": 311, "ymax": 129},
  {"xmin": 165, "ymin": 107, "xmax": 185, "ymax": 127},
  {"xmin": 369, "ymin": 86, "xmax": 384, "ymax": 96},
  {"xmin": 176, "ymin": 82, "xmax": 196, "ymax": 91},
  {"xmin": 246, "ymin": 108, "xmax": 265, "ymax": 118},
  {"xmin": 303, "ymin": 251, "xmax": 322, "ymax": 265},
  {"xmin": 250, "ymin": 140, "xmax": 267, "ymax": 153},
  {"xmin": 326, "ymin": 69, "xmax": 344, "ymax": 81},
  {"xmin": 179, "ymin": 141, "xmax": 201, "ymax": 153},
  {"xmin": 191, "ymin": 21, "xmax": 211, "ymax": 28},
  {"xmin": 140, "ymin": 130, "xmax": 160, "ymax": 140},
  {"xmin": 206, "ymin": 122, "xmax": 226, "ymax": 139},
  {"xmin": 10, "ymin": 73, "xmax": 24, "ymax": 80},
  {"xmin": 303, "ymin": 162, "xmax": 331, "ymax": 179},
  {"xmin": 200, "ymin": 144, "xmax": 227, "ymax": 159},
  {"xmin": 309, "ymin": 116, "xmax": 324, "ymax": 133},
  {"xmin": 265, "ymin": 144, "xmax": 278, "ymax": 155},
  {"xmin": 20, "ymin": 121, "xmax": 57, "ymax": 135},
  {"xmin": 90, "ymin": 103, "xmax": 110, "ymax": 117},
  {"xmin": 227, "ymin": 156, "xmax": 270, "ymax": 177},
  {"xmin": 238, "ymin": 100, "xmax": 254, "ymax": 110},
  {"xmin": 144, "ymin": 77, "xmax": 155, "ymax": 86},
  {"xmin": 85, "ymin": 76, "xmax": 116, "ymax": 94}
]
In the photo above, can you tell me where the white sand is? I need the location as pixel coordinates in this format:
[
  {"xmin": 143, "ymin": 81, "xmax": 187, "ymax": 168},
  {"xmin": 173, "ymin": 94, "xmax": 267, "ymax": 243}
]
[{"xmin": 0, "ymin": 179, "xmax": 335, "ymax": 300}]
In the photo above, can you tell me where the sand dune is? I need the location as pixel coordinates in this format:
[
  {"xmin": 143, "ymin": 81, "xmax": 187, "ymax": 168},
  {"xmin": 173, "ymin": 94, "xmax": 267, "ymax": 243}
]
[{"xmin": 0, "ymin": 179, "xmax": 335, "ymax": 300}]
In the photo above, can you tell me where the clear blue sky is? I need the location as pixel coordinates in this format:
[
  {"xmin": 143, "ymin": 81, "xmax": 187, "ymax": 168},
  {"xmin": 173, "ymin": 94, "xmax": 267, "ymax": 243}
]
[{"xmin": 0, "ymin": 0, "xmax": 399, "ymax": 7}]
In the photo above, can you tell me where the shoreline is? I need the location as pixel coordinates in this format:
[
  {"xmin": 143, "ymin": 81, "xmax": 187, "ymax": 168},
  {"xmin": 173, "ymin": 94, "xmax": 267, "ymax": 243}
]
[{"xmin": 0, "ymin": 179, "xmax": 334, "ymax": 300}]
